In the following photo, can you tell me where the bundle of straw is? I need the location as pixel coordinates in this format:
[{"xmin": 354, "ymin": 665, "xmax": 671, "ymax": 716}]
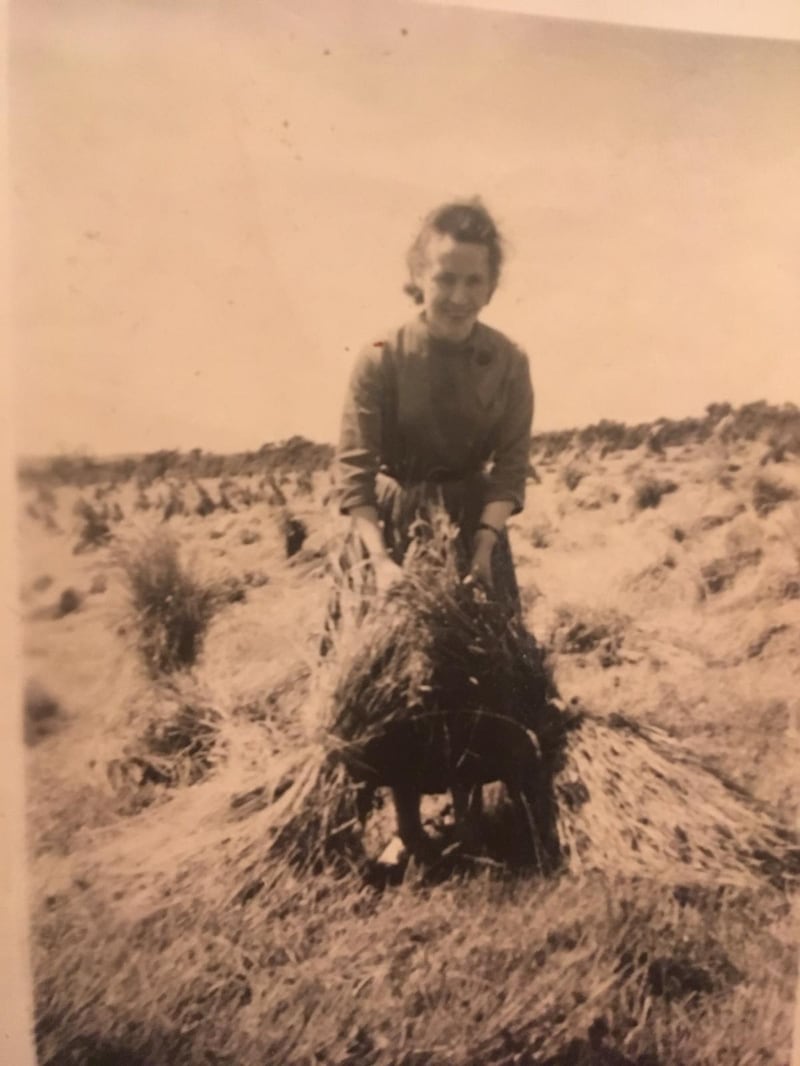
[
  {"xmin": 108, "ymin": 693, "xmax": 226, "ymax": 794},
  {"xmin": 325, "ymin": 518, "xmax": 563, "ymax": 796},
  {"xmin": 553, "ymin": 710, "xmax": 799, "ymax": 890},
  {"xmin": 253, "ymin": 511, "xmax": 564, "ymax": 866}
]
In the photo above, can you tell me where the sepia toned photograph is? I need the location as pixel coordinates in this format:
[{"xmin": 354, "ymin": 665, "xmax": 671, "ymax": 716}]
[{"xmin": 7, "ymin": 1, "xmax": 800, "ymax": 1063}]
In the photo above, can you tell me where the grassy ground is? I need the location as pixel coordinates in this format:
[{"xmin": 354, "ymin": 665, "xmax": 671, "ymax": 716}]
[{"xmin": 19, "ymin": 429, "xmax": 800, "ymax": 1065}]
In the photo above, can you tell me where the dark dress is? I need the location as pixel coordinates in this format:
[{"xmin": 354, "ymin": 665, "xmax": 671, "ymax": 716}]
[{"xmin": 324, "ymin": 312, "xmax": 534, "ymax": 639}]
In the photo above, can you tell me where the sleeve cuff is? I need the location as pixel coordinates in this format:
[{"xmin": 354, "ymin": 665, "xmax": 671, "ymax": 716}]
[
  {"xmin": 337, "ymin": 484, "xmax": 377, "ymax": 515},
  {"xmin": 483, "ymin": 486, "xmax": 525, "ymax": 515}
]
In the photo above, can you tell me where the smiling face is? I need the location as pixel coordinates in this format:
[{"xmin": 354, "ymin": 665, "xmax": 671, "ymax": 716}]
[{"xmin": 414, "ymin": 233, "xmax": 494, "ymax": 344}]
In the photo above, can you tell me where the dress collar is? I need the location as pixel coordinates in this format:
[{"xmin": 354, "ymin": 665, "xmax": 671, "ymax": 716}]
[{"xmin": 410, "ymin": 313, "xmax": 493, "ymax": 360}]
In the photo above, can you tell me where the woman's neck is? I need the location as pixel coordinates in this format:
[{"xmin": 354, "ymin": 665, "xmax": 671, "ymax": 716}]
[{"xmin": 421, "ymin": 312, "xmax": 478, "ymax": 349}]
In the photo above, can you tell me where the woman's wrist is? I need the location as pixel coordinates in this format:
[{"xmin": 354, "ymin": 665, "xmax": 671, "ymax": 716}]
[
  {"xmin": 476, "ymin": 521, "xmax": 502, "ymax": 539},
  {"xmin": 473, "ymin": 526, "xmax": 501, "ymax": 555}
]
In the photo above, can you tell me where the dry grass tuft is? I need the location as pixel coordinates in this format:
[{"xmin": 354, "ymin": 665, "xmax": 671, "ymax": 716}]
[
  {"xmin": 116, "ymin": 532, "xmax": 221, "ymax": 677},
  {"xmin": 280, "ymin": 511, "xmax": 308, "ymax": 557},
  {"xmin": 107, "ymin": 682, "xmax": 227, "ymax": 807},
  {"xmin": 633, "ymin": 478, "xmax": 678, "ymax": 510},
  {"xmin": 752, "ymin": 475, "xmax": 797, "ymax": 517},
  {"xmin": 72, "ymin": 498, "xmax": 112, "ymax": 553},
  {"xmin": 700, "ymin": 549, "xmax": 762, "ymax": 595},
  {"xmin": 561, "ymin": 464, "xmax": 587, "ymax": 492},
  {"xmin": 550, "ymin": 604, "xmax": 627, "ymax": 667},
  {"xmin": 55, "ymin": 587, "xmax": 83, "ymax": 618},
  {"xmin": 24, "ymin": 679, "xmax": 66, "ymax": 745}
]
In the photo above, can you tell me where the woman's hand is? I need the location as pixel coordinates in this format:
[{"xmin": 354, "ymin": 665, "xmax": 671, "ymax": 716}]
[
  {"xmin": 467, "ymin": 526, "xmax": 498, "ymax": 591},
  {"xmin": 350, "ymin": 506, "xmax": 404, "ymax": 594},
  {"xmin": 467, "ymin": 550, "xmax": 494, "ymax": 590}
]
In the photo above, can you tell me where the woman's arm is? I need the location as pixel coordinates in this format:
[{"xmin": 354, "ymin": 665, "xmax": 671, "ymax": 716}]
[
  {"xmin": 483, "ymin": 350, "xmax": 534, "ymax": 516},
  {"xmin": 337, "ymin": 347, "xmax": 384, "ymax": 514},
  {"xmin": 337, "ymin": 347, "xmax": 403, "ymax": 591},
  {"xmin": 469, "ymin": 350, "xmax": 534, "ymax": 588},
  {"xmin": 469, "ymin": 500, "xmax": 515, "ymax": 588}
]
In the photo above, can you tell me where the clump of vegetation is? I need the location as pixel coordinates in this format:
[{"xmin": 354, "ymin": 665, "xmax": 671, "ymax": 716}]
[
  {"xmin": 107, "ymin": 688, "xmax": 225, "ymax": 803},
  {"xmin": 752, "ymin": 475, "xmax": 796, "ymax": 518},
  {"xmin": 24, "ymin": 679, "xmax": 65, "ymax": 745},
  {"xmin": 116, "ymin": 533, "xmax": 220, "ymax": 676},
  {"xmin": 701, "ymin": 549, "xmax": 763, "ymax": 595},
  {"xmin": 561, "ymin": 465, "xmax": 586, "ymax": 492},
  {"xmin": 162, "ymin": 487, "xmax": 185, "ymax": 521},
  {"xmin": 243, "ymin": 569, "xmax": 269, "ymax": 588},
  {"xmin": 72, "ymin": 499, "xmax": 112, "ymax": 553},
  {"xmin": 55, "ymin": 587, "xmax": 83, "ymax": 618},
  {"xmin": 88, "ymin": 574, "xmax": 107, "ymax": 595},
  {"xmin": 554, "ymin": 609, "xmax": 631, "ymax": 665},
  {"xmin": 217, "ymin": 574, "xmax": 247, "ymax": 604},
  {"xmin": 195, "ymin": 483, "xmax": 216, "ymax": 517},
  {"xmin": 551, "ymin": 605, "xmax": 628, "ymax": 665},
  {"xmin": 281, "ymin": 513, "xmax": 307, "ymax": 557},
  {"xmin": 633, "ymin": 477, "xmax": 678, "ymax": 510},
  {"xmin": 529, "ymin": 523, "xmax": 551, "ymax": 549}
]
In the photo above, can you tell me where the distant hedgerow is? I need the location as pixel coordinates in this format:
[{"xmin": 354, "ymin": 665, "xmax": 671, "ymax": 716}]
[{"xmin": 117, "ymin": 533, "xmax": 219, "ymax": 676}]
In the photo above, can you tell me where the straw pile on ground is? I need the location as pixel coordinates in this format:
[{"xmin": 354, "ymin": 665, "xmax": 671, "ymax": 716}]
[
  {"xmin": 327, "ymin": 533, "xmax": 561, "ymax": 795},
  {"xmin": 258, "ymin": 512, "xmax": 798, "ymax": 892},
  {"xmin": 553, "ymin": 709, "xmax": 799, "ymax": 891},
  {"xmin": 107, "ymin": 686, "xmax": 226, "ymax": 798}
]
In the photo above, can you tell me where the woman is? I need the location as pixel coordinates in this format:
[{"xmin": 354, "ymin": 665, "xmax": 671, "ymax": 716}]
[
  {"xmin": 336, "ymin": 198, "xmax": 534, "ymax": 608},
  {"xmin": 327, "ymin": 199, "xmax": 555, "ymax": 864}
]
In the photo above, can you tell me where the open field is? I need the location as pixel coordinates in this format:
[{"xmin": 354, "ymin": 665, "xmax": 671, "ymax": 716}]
[{"xmin": 19, "ymin": 405, "xmax": 800, "ymax": 1065}]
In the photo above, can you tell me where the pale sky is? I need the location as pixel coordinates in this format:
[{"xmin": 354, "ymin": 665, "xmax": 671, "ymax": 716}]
[{"xmin": 11, "ymin": 0, "xmax": 800, "ymax": 456}]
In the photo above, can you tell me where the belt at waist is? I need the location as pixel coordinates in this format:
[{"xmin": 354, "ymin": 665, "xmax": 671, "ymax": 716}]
[{"xmin": 379, "ymin": 465, "xmax": 479, "ymax": 485}]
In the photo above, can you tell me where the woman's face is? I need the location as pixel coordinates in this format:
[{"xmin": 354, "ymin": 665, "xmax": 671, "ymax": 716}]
[{"xmin": 415, "ymin": 233, "xmax": 493, "ymax": 343}]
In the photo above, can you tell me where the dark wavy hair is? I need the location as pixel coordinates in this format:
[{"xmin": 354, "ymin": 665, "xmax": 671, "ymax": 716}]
[{"xmin": 404, "ymin": 198, "xmax": 504, "ymax": 305}]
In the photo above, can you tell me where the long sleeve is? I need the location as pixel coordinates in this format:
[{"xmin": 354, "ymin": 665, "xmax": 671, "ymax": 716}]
[
  {"xmin": 336, "ymin": 346, "xmax": 385, "ymax": 513},
  {"xmin": 483, "ymin": 350, "xmax": 534, "ymax": 514}
]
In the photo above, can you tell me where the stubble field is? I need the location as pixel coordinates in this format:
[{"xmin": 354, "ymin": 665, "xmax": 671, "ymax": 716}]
[{"xmin": 19, "ymin": 405, "xmax": 800, "ymax": 1065}]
